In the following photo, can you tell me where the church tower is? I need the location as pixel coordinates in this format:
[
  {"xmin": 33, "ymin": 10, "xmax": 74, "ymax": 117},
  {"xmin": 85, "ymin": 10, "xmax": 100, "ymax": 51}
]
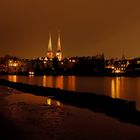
[
  {"xmin": 56, "ymin": 34, "xmax": 62, "ymax": 61},
  {"xmin": 47, "ymin": 34, "xmax": 53, "ymax": 60}
]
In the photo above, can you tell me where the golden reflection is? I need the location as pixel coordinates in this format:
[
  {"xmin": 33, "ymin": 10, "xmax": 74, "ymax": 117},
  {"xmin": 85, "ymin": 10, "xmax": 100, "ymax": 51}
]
[
  {"xmin": 44, "ymin": 76, "xmax": 53, "ymax": 88},
  {"xmin": 56, "ymin": 76, "xmax": 63, "ymax": 89},
  {"xmin": 47, "ymin": 98, "xmax": 52, "ymax": 106},
  {"xmin": 116, "ymin": 77, "xmax": 120, "ymax": 98},
  {"xmin": 56, "ymin": 101, "xmax": 61, "ymax": 106},
  {"xmin": 46, "ymin": 98, "xmax": 61, "ymax": 107},
  {"xmin": 111, "ymin": 77, "xmax": 121, "ymax": 98},
  {"xmin": 43, "ymin": 75, "xmax": 47, "ymax": 87},
  {"xmin": 68, "ymin": 76, "xmax": 76, "ymax": 91},
  {"xmin": 8, "ymin": 75, "xmax": 17, "ymax": 82},
  {"xmin": 111, "ymin": 79, "xmax": 115, "ymax": 98}
]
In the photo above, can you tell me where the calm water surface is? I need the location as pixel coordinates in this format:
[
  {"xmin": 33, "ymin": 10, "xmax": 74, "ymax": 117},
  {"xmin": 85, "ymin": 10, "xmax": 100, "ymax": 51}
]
[{"xmin": 1, "ymin": 75, "xmax": 140, "ymax": 110}]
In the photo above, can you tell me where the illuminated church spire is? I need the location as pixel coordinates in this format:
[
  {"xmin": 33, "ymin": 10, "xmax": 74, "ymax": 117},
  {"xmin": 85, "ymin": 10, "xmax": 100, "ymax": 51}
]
[
  {"xmin": 47, "ymin": 34, "xmax": 53, "ymax": 60},
  {"xmin": 56, "ymin": 33, "xmax": 62, "ymax": 61},
  {"xmin": 48, "ymin": 34, "xmax": 52, "ymax": 51},
  {"xmin": 57, "ymin": 33, "xmax": 61, "ymax": 51}
]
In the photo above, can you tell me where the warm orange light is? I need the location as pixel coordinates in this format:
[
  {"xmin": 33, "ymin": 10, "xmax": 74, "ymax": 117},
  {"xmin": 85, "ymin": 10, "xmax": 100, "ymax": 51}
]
[
  {"xmin": 44, "ymin": 76, "xmax": 53, "ymax": 88},
  {"xmin": 56, "ymin": 76, "xmax": 63, "ymax": 89},
  {"xmin": 111, "ymin": 78, "xmax": 120, "ymax": 98},
  {"xmin": 72, "ymin": 59, "xmax": 76, "ymax": 63},
  {"xmin": 43, "ymin": 75, "xmax": 47, "ymax": 87},
  {"xmin": 56, "ymin": 101, "xmax": 61, "ymax": 106},
  {"xmin": 13, "ymin": 75, "xmax": 17, "ymax": 82},
  {"xmin": 47, "ymin": 98, "xmax": 52, "ymax": 106},
  {"xmin": 68, "ymin": 76, "xmax": 76, "ymax": 91},
  {"xmin": 116, "ymin": 77, "xmax": 120, "ymax": 98},
  {"xmin": 29, "ymin": 71, "xmax": 34, "ymax": 75},
  {"xmin": 111, "ymin": 79, "xmax": 115, "ymax": 98},
  {"xmin": 115, "ymin": 69, "xmax": 120, "ymax": 73},
  {"xmin": 44, "ymin": 57, "xmax": 48, "ymax": 61},
  {"xmin": 44, "ymin": 61, "xmax": 47, "ymax": 64},
  {"xmin": 8, "ymin": 75, "xmax": 17, "ymax": 82},
  {"xmin": 13, "ymin": 63, "xmax": 18, "ymax": 67},
  {"xmin": 8, "ymin": 60, "xmax": 18, "ymax": 67}
]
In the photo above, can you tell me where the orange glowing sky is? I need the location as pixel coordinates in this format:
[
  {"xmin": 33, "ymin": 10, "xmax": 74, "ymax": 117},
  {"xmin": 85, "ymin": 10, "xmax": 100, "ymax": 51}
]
[{"xmin": 0, "ymin": 0, "xmax": 140, "ymax": 59}]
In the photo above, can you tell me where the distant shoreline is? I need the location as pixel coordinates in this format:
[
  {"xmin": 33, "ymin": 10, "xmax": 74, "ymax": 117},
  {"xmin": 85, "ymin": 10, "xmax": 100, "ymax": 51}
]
[
  {"xmin": 1, "ymin": 73, "xmax": 140, "ymax": 77},
  {"xmin": 0, "ymin": 79, "xmax": 140, "ymax": 126}
]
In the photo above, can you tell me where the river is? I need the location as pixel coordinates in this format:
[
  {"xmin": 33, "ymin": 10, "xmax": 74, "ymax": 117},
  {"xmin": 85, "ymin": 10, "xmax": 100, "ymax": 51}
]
[{"xmin": 1, "ymin": 75, "xmax": 140, "ymax": 110}]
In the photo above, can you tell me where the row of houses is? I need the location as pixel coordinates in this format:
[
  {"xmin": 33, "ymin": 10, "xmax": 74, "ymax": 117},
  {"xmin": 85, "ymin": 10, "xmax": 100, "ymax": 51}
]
[
  {"xmin": 1, "ymin": 55, "xmax": 140, "ymax": 75},
  {"xmin": 105, "ymin": 57, "xmax": 140, "ymax": 75}
]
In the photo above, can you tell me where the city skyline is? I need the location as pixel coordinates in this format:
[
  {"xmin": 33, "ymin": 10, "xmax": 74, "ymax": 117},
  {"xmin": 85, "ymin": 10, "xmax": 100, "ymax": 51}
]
[{"xmin": 0, "ymin": 0, "xmax": 140, "ymax": 59}]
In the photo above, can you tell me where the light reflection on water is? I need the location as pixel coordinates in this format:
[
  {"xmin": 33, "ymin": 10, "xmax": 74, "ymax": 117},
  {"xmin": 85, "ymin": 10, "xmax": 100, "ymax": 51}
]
[
  {"xmin": 5, "ymin": 92, "xmax": 62, "ymax": 107},
  {"xmin": 8, "ymin": 75, "xmax": 17, "ymax": 82},
  {"xmin": 46, "ymin": 98, "xmax": 61, "ymax": 107},
  {"xmin": 56, "ymin": 76, "xmax": 63, "ymax": 89},
  {"xmin": 1, "ymin": 75, "xmax": 140, "ymax": 109},
  {"xmin": 111, "ymin": 77, "xmax": 125, "ymax": 99},
  {"xmin": 68, "ymin": 76, "xmax": 76, "ymax": 91},
  {"xmin": 111, "ymin": 77, "xmax": 121, "ymax": 98},
  {"xmin": 43, "ymin": 76, "xmax": 53, "ymax": 87}
]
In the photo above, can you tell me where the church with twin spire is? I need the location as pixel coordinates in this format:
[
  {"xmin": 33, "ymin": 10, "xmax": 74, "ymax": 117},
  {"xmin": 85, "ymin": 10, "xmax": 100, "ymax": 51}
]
[{"xmin": 47, "ymin": 34, "xmax": 62, "ymax": 61}]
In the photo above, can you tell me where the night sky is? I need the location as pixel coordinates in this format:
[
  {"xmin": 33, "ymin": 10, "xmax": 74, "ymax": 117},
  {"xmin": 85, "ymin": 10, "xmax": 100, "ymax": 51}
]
[{"xmin": 0, "ymin": 0, "xmax": 140, "ymax": 59}]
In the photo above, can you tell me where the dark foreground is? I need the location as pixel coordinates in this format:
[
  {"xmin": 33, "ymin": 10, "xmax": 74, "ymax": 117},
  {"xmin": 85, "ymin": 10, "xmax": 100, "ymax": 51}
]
[
  {"xmin": 1, "ymin": 86, "xmax": 140, "ymax": 140},
  {"xmin": 0, "ymin": 79, "xmax": 140, "ymax": 126}
]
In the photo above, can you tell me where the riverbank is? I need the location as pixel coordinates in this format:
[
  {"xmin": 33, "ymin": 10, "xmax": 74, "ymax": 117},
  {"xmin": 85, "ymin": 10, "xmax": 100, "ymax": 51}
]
[
  {"xmin": 1, "ymin": 72, "xmax": 140, "ymax": 77},
  {"xmin": 0, "ymin": 86, "xmax": 140, "ymax": 140},
  {"xmin": 0, "ymin": 79, "xmax": 140, "ymax": 126}
]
